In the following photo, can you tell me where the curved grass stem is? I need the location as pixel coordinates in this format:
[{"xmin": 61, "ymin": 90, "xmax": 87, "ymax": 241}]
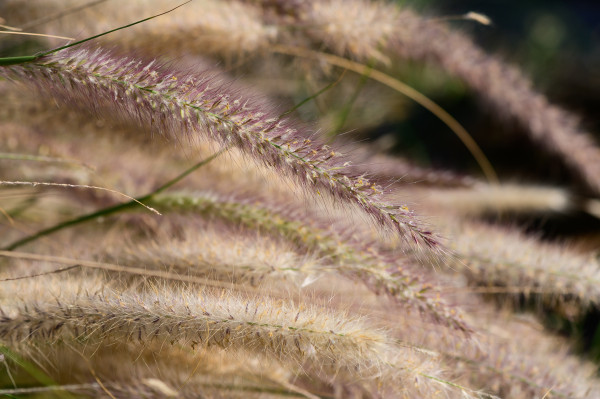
[{"xmin": 271, "ymin": 45, "xmax": 498, "ymax": 184}]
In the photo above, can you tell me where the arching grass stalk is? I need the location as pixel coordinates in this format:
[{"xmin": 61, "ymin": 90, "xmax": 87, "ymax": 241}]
[
  {"xmin": 0, "ymin": 47, "xmax": 440, "ymax": 252},
  {"xmin": 144, "ymin": 192, "xmax": 471, "ymax": 333},
  {"xmin": 0, "ymin": 277, "xmax": 439, "ymax": 393}
]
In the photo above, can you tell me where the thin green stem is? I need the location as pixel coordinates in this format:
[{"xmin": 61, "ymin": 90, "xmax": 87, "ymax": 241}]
[
  {"xmin": 2, "ymin": 148, "xmax": 227, "ymax": 251},
  {"xmin": 0, "ymin": 1, "xmax": 190, "ymax": 66},
  {"xmin": 330, "ymin": 60, "xmax": 373, "ymax": 139},
  {"xmin": 278, "ymin": 71, "xmax": 345, "ymax": 120}
]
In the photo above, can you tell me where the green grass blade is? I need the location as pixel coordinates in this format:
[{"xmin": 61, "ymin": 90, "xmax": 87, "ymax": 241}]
[
  {"xmin": 0, "ymin": 1, "xmax": 190, "ymax": 66},
  {"xmin": 3, "ymin": 147, "xmax": 227, "ymax": 251}
]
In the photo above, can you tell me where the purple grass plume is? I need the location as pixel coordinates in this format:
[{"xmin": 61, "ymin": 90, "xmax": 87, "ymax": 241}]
[{"xmin": 0, "ymin": 47, "xmax": 441, "ymax": 252}]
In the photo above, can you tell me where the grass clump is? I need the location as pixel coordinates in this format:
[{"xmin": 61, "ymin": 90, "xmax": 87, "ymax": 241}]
[{"xmin": 0, "ymin": 1, "xmax": 599, "ymax": 398}]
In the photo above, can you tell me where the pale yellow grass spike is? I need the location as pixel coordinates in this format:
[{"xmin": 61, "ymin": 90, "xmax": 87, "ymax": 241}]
[{"xmin": 0, "ymin": 277, "xmax": 419, "ymax": 391}]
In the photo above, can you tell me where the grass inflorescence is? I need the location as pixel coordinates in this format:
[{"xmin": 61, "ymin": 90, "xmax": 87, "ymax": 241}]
[{"xmin": 0, "ymin": 1, "xmax": 599, "ymax": 398}]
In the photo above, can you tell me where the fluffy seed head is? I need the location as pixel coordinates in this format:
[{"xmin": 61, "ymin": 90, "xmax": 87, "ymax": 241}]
[{"xmin": 0, "ymin": 47, "xmax": 441, "ymax": 251}]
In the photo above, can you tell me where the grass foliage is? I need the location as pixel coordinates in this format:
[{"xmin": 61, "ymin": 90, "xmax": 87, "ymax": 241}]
[{"xmin": 0, "ymin": 1, "xmax": 599, "ymax": 398}]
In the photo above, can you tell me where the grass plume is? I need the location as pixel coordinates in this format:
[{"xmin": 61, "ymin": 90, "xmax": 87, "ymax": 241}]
[
  {"xmin": 0, "ymin": 1, "xmax": 599, "ymax": 398},
  {"xmin": 0, "ymin": 46, "xmax": 441, "ymax": 251}
]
